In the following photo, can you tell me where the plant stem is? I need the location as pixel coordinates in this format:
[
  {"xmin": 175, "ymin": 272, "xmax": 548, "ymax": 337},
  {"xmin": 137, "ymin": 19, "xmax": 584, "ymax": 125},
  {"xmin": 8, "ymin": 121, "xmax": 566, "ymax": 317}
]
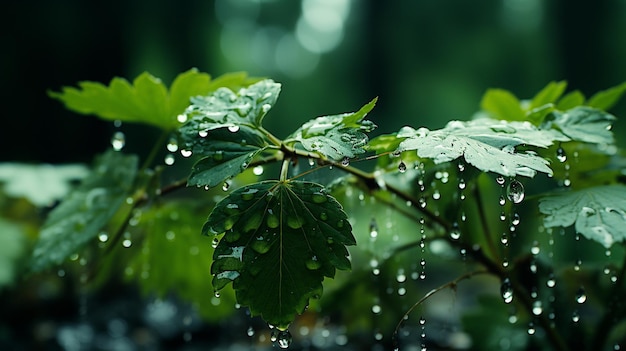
[{"xmin": 140, "ymin": 130, "xmax": 170, "ymax": 171}]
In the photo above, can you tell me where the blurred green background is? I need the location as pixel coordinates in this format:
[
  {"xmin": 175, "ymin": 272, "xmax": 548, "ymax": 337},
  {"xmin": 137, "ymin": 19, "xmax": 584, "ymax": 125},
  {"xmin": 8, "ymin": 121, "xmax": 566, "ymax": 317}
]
[{"xmin": 2, "ymin": 0, "xmax": 625, "ymax": 164}]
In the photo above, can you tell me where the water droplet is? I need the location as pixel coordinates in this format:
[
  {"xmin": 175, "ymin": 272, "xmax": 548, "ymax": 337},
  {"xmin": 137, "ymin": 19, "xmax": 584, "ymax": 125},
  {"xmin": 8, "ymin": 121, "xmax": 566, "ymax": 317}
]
[
  {"xmin": 449, "ymin": 228, "xmax": 461, "ymax": 241},
  {"xmin": 305, "ymin": 255, "xmax": 321, "ymax": 270},
  {"xmin": 432, "ymin": 190, "xmax": 441, "ymax": 200},
  {"xmin": 572, "ymin": 310, "xmax": 580, "ymax": 323},
  {"xmin": 228, "ymin": 125, "xmax": 240, "ymax": 133},
  {"xmin": 122, "ymin": 239, "xmax": 132, "ymax": 248},
  {"xmin": 177, "ymin": 114, "xmax": 188, "ymax": 123},
  {"xmin": 458, "ymin": 178, "xmax": 466, "ymax": 190},
  {"xmin": 574, "ymin": 259, "xmax": 582, "ymax": 271},
  {"xmin": 531, "ymin": 241, "xmax": 540, "ymax": 255},
  {"xmin": 369, "ymin": 219, "xmax": 379, "ymax": 238},
  {"xmin": 556, "ymin": 147, "xmax": 567, "ymax": 162},
  {"xmin": 180, "ymin": 149, "xmax": 192, "ymax": 158},
  {"xmin": 372, "ymin": 304, "xmax": 382, "ymax": 314},
  {"xmin": 506, "ymin": 180, "xmax": 525, "ymax": 204},
  {"xmin": 499, "ymin": 195, "xmax": 506, "ymax": 206},
  {"xmin": 247, "ymin": 326, "xmax": 255, "ymax": 337},
  {"xmin": 501, "ymin": 232, "xmax": 509, "ymax": 245},
  {"xmin": 211, "ymin": 237, "xmax": 219, "ymax": 248},
  {"xmin": 501, "ymin": 278, "xmax": 514, "ymax": 303},
  {"xmin": 98, "ymin": 232, "xmax": 109, "ymax": 243},
  {"xmin": 575, "ymin": 287, "xmax": 587, "ymax": 304},
  {"xmin": 341, "ymin": 157, "xmax": 350, "ymax": 166},
  {"xmin": 164, "ymin": 154, "xmax": 175, "ymax": 165},
  {"xmin": 308, "ymin": 158, "xmax": 315, "ymax": 167},
  {"xmin": 496, "ymin": 175, "xmax": 506, "ymax": 186},
  {"xmin": 527, "ymin": 322, "xmax": 536, "ymax": 335},
  {"xmin": 546, "ymin": 273, "xmax": 556, "ymax": 288},
  {"xmin": 532, "ymin": 300, "xmax": 543, "ymax": 315},
  {"xmin": 252, "ymin": 165, "xmax": 264, "ymax": 176},
  {"xmin": 198, "ymin": 129, "xmax": 208, "ymax": 138},
  {"xmin": 511, "ymin": 212, "xmax": 521, "ymax": 226},
  {"xmin": 222, "ymin": 181, "xmax": 230, "ymax": 191},
  {"xmin": 396, "ymin": 268, "xmax": 407, "ymax": 283},
  {"xmin": 398, "ymin": 161, "xmax": 407, "ymax": 173},
  {"xmin": 111, "ymin": 131, "xmax": 126, "ymax": 151}
]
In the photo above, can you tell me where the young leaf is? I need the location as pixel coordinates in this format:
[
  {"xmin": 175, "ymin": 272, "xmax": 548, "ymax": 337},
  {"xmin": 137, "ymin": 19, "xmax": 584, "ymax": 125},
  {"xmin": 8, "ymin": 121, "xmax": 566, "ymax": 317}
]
[
  {"xmin": 556, "ymin": 90, "xmax": 585, "ymax": 110},
  {"xmin": 31, "ymin": 150, "xmax": 138, "ymax": 272},
  {"xmin": 205, "ymin": 180, "xmax": 355, "ymax": 329},
  {"xmin": 539, "ymin": 185, "xmax": 626, "ymax": 248},
  {"xmin": 49, "ymin": 69, "xmax": 257, "ymax": 131},
  {"xmin": 286, "ymin": 98, "xmax": 378, "ymax": 160},
  {"xmin": 180, "ymin": 125, "xmax": 270, "ymax": 188},
  {"xmin": 480, "ymin": 89, "xmax": 525, "ymax": 121},
  {"xmin": 548, "ymin": 107, "xmax": 616, "ymax": 145},
  {"xmin": 184, "ymin": 79, "xmax": 281, "ymax": 129},
  {"xmin": 529, "ymin": 80, "xmax": 567, "ymax": 110},
  {"xmin": 586, "ymin": 81, "xmax": 626, "ymax": 110},
  {"xmin": 397, "ymin": 119, "xmax": 568, "ymax": 178}
]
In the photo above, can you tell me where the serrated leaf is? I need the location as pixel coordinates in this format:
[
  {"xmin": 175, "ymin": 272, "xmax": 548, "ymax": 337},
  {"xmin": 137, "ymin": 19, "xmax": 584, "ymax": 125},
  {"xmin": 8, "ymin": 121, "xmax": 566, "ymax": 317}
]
[
  {"xmin": 31, "ymin": 150, "xmax": 138, "ymax": 272},
  {"xmin": 549, "ymin": 106, "xmax": 615, "ymax": 145},
  {"xmin": 205, "ymin": 180, "xmax": 355, "ymax": 329},
  {"xmin": 49, "ymin": 69, "xmax": 257, "ymax": 131},
  {"xmin": 480, "ymin": 89, "xmax": 526, "ymax": 121},
  {"xmin": 179, "ymin": 125, "xmax": 270, "ymax": 188},
  {"xmin": 539, "ymin": 185, "xmax": 626, "ymax": 248},
  {"xmin": 126, "ymin": 201, "xmax": 236, "ymax": 321},
  {"xmin": 286, "ymin": 98, "xmax": 378, "ymax": 160},
  {"xmin": 529, "ymin": 80, "xmax": 567, "ymax": 110},
  {"xmin": 586, "ymin": 81, "xmax": 626, "ymax": 110},
  {"xmin": 184, "ymin": 79, "xmax": 281, "ymax": 129},
  {"xmin": 556, "ymin": 90, "xmax": 585, "ymax": 110},
  {"xmin": 397, "ymin": 119, "xmax": 568, "ymax": 178}
]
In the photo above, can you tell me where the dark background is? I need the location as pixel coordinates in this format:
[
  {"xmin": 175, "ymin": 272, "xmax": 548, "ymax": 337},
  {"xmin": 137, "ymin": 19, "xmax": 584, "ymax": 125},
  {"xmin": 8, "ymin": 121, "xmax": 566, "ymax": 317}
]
[{"xmin": 2, "ymin": 0, "xmax": 625, "ymax": 164}]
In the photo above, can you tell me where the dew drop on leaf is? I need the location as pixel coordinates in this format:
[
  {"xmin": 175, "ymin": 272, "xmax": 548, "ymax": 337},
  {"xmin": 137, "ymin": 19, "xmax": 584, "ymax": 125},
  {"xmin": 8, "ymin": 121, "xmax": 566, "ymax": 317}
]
[
  {"xmin": 111, "ymin": 131, "xmax": 126, "ymax": 151},
  {"xmin": 501, "ymin": 278, "xmax": 514, "ymax": 303},
  {"xmin": 247, "ymin": 326, "xmax": 255, "ymax": 337},
  {"xmin": 511, "ymin": 212, "xmax": 521, "ymax": 226},
  {"xmin": 546, "ymin": 273, "xmax": 556, "ymax": 288},
  {"xmin": 506, "ymin": 180, "xmax": 525, "ymax": 204},
  {"xmin": 305, "ymin": 255, "xmax": 321, "ymax": 270},
  {"xmin": 449, "ymin": 228, "xmax": 461, "ymax": 241},
  {"xmin": 369, "ymin": 219, "xmax": 379, "ymax": 238},
  {"xmin": 499, "ymin": 195, "xmax": 506, "ymax": 206},
  {"xmin": 211, "ymin": 237, "xmax": 219, "ymax": 249},
  {"xmin": 527, "ymin": 322, "xmax": 536, "ymax": 335},
  {"xmin": 572, "ymin": 310, "xmax": 580, "ymax": 323},
  {"xmin": 222, "ymin": 181, "xmax": 230, "ymax": 192},
  {"xmin": 228, "ymin": 125, "xmax": 240, "ymax": 133},
  {"xmin": 198, "ymin": 130, "xmax": 208, "ymax": 138},
  {"xmin": 166, "ymin": 137, "xmax": 179, "ymax": 152},
  {"xmin": 398, "ymin": 161, "xmax": 407, "ymax": 173},
  {"xmin": 341, "ymin": 157, "xmax": 350, "ymax": 166},
  {"xmin": 532, "ymin": 300, "xmax": 543, "ymax": 316},
  {"xmin": 556, "ymin": 147, "xmax": 567, "ymax": 163},
  {"xmin": 177, "ymin": 114, "xmax": 188, "ymax": 123},
  {"xmin": 180, "ymin": 149, "xmax": 192, "ymax": 158}
]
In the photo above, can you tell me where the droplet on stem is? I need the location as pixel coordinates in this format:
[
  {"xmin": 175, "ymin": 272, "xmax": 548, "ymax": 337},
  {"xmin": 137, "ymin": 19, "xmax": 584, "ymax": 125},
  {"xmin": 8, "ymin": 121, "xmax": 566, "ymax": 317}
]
[{"xmin": 398, "ymin": 161, "xmax": 407, "ymax": 173}]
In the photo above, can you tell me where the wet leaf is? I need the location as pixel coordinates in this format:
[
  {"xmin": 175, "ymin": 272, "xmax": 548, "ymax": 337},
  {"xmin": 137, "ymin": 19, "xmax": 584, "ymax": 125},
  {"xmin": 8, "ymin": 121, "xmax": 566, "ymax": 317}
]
[
  {"xmin": 180, "ymin": 125, "xmax": 270, "ymax": 188},
  {"xmin": 48, "ymin": 69, "xmax": 258, "ymax": 131},
  {"xmin": 31, "ymin": 150, "xmax": 138, "ymax": 272},
  {"xmin": 127, "ymin": 201, "xmax": 236, "ymax": 321},
  {"xmin": 586, "ymin": 81, "xmax": 626, "ymax": 111},
  {"xmin": 539, "ymin": 185, "xmax": 626, "ymax": 248},
  {"xmin": 286, "ymin": 98, "xmax": 377, "ymax": 160},
  {"xmin": 184, "ymin": 79, "xmax": 281, "ymax": 129},
  {"xmin": 548, "ymin": 107, "xmax": 616, "ymax": 145},
  {"xmin": 205, "ymin": 180, "xmax": 355, "ymax": 329},
  {"xmin": 397, "ymin": 119, "xmax": 568, "ymax": 178}
]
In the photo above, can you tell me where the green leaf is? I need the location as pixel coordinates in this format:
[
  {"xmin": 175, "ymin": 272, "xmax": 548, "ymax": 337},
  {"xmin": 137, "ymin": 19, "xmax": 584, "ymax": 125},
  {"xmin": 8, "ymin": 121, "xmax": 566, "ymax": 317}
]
[
  {"xmin": 529, "ymin": 80, "xmax": 567, "ymax": 110},
  {"xmin": 31, "ymin": 150, "xmax": 138, "ymax": 272},
  {"xmin": 286, "ymin": 98, "xmax": 378, "ymax": 160},
  {"xmin": 179, "ymin": 125, "xmax": 270, "ymax": 188},
  {"xmin": 205, "ymin": 180, "xmax": 355, "ymax": 329},
  {"xmin": 549, "ymin": 106, "xmax": 616, "ymax": 145},
  {"xmin": 397, "ymin": 119, "xmax": 568, "ymax": 177},
  {"xmin": 49, "ymin": 69, "xmax": 257, "ymax": 131},
  {"xmin": 126, "ymin": 201, "xmax": 236, "ymax": 322},
  {"xmin": 184, "ymin": 79, "xmax": 281, "ymax": 129},
  {"xmin": 556, "ymin": 90, "xmax": 585, "ymax": 110},
  {"xmin": 586, "ymin": 81, "xmax": 626, "ymax": 110},
  {"xmin": 0, "ymin": 218, "xmax": 26, "ymax": 287},
  {"xmin": 480, "ymin": 89, "xmax": 525, "ymax": 121},
  {"xmin": 539, "ymin": 185, "xmax": 626, "ymax": 248}
]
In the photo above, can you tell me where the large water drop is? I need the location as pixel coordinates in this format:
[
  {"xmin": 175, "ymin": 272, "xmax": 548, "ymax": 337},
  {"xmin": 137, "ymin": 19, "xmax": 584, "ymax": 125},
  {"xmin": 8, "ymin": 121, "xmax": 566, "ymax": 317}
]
[
  {"xmin": 111, "ymin": 131, "xmax": 126, "ymax": 151},
  {"xmin": 506, "ymin": 180, "xmax": 525, "ymax": 204},
  {"xmin": 556, "ymin": 147, "xmax": 567, "ymax": 163},
  {"xmin": 575, "ymin": 286, "xmax": 587, "ymax": 304}
]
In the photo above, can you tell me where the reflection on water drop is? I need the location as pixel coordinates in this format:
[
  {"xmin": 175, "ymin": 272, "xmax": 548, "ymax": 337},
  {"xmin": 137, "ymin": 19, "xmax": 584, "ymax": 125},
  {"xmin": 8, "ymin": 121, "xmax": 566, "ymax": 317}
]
[
  {"xmin": 572, "ymin": 310, "xmax": 580, "ymax": 323},
  {"xmin": 222, "ymin": 181, "xmax": 231, "ymax": 192},
  {"xmin": 228, "ymin": 125, "xmax": 240, "ymax": 133},
  {"xmin": 532, "ymin": 300, "xmax": 543, "ymax": 315},
  {"xmin": 167, "ymin": 137, "xmax": 179, "ymax": 152},
  {"xmin": 253, "ymin": 165, "xmax": 264, "ymax": 176},
  {"xmin": 547, "ymin": 273, "xmax": 556, "ymax": 288},
  {"xmin": 496, "ymin": 175, "xmax": 506, "ymax": 186},
  {"xmin": 247, "ymin": 326, "xmax": 255, "ymax": 337},
  {"xmin": 506, "ymin": 180, "xmax": 525, "ymax": 204},
  {"xmin": 180, "ymin": 149, "xmax": 192, "ymax": 158},
  {"xmin": 111, "ymin": 131, "xmax": 126, "ymax": 151},
  {"xmin": 527, "ymin": 322, "xmax": 536, "ymax": 335},
  {"xmin": 164, "ymin": 154, "xmax": 175, "ymax": 165}
]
